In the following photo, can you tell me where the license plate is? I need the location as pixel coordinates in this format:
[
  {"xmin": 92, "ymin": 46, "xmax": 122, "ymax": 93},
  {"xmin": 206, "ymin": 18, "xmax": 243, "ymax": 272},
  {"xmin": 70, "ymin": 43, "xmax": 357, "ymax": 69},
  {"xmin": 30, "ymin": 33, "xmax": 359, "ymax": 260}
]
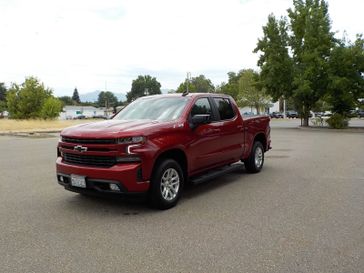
[{"xmin": 70, "ymin": 175, "xmax": 86, "ymax": 188}]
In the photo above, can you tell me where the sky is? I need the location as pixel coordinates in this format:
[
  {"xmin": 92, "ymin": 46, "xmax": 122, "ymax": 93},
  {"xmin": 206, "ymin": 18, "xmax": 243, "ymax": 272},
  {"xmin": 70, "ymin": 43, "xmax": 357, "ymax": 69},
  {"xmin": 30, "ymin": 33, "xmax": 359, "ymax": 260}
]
[{"xmin": 0, "ymin": 0, "xmax": 363, "ymax": 97}]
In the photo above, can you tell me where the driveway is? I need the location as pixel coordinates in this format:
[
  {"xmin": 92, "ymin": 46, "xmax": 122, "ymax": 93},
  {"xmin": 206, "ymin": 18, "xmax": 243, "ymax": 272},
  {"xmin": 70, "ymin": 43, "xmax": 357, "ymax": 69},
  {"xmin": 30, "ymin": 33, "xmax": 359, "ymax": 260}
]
[{"xmin": 0, "ymin": 128, "xmax": 363, "ymax": 273}]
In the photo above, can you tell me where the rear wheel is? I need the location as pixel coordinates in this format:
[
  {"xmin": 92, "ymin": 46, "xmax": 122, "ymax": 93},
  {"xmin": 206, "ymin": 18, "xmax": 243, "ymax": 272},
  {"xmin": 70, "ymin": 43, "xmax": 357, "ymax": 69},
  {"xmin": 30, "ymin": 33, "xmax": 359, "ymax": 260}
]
[
  {"xmin": 244, "ymin": 141, "xmax": 264, "ymax": 173},
  {"xmin": 149, "ymin": 159, "xmax": 184, "ymax": 210}
]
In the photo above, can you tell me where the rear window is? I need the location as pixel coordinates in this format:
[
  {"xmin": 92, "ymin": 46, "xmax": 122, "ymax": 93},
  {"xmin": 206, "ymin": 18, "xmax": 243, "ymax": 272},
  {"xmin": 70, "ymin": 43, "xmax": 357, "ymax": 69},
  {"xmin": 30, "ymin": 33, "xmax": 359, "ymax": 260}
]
[{"xmin": 213, "ymin": 98, "xmax": 235, "ymax": 120}]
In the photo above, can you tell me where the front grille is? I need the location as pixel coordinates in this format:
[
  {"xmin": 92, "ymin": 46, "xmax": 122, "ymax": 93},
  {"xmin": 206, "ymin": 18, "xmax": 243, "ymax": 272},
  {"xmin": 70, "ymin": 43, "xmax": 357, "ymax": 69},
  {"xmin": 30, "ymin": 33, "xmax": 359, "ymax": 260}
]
[
  {"xmin": 63, "ymin": 153, "xmax": 116, "ymax": 168},
  {"xmin": 62, "ymin": 136, "xmax": 116, "ymax": 144}
]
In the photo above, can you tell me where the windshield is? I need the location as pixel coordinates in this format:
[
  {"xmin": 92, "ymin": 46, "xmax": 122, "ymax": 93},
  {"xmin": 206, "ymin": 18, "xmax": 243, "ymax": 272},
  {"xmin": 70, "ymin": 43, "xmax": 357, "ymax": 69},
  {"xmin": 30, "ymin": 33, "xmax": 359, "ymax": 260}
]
[{"xmin": 114, "ymin": 96, "xmax": 189, "ymax": 121}]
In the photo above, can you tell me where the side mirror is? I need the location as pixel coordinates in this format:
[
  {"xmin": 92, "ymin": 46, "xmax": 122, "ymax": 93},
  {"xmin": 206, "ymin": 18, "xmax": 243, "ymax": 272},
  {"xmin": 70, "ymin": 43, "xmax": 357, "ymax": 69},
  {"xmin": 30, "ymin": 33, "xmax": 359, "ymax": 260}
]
[{"xmin": 190, "ymin": 114, "xmax": 211, "ymax": 129}]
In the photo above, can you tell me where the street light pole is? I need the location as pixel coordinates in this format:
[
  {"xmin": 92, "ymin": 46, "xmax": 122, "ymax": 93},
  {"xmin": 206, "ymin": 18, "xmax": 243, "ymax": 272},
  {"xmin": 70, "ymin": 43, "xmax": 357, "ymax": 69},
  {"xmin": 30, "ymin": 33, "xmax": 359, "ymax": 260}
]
[{"xmin": 186, "ymin": 72, "xmax": 191, "ymax": 93}]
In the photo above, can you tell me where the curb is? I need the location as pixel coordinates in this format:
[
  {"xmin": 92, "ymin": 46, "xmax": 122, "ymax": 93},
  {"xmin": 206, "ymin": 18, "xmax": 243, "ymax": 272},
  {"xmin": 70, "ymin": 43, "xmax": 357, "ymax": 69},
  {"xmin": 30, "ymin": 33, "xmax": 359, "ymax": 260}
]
[
  {"xmin": 297, "ymin": 126, "xmax": 364, "ymax": 133},
  {"xmin": 0, "ymin": 129, "xmax": 61, "ymax": 136}
]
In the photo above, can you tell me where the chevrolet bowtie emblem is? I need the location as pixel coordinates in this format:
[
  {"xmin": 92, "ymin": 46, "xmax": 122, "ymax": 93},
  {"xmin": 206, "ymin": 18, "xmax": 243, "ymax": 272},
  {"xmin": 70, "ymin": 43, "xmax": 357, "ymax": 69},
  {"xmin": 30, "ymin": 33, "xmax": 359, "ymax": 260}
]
[{"xmin": 74, "ymin": 145, "xmax": 88, "ymax": 152}]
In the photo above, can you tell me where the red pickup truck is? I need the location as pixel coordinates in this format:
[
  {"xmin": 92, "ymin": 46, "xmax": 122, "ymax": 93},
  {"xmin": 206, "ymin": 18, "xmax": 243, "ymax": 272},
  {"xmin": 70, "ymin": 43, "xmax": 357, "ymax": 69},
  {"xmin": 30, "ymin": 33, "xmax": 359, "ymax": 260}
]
[{"xmin": 56, "ymin": 93, "xmax": 271, "ymax": 209}]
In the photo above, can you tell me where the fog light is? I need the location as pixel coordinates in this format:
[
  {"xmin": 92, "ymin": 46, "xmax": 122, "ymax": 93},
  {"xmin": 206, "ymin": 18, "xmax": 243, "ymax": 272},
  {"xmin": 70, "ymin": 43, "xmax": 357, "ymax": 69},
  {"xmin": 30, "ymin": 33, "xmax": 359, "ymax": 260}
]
[
  {"xmin": 109, "ymin": 183, "xmax": 120, "ymax": 191},
  {"xmin": 59, "ymin": 176, "xmax": 64, "ymax": 182}
]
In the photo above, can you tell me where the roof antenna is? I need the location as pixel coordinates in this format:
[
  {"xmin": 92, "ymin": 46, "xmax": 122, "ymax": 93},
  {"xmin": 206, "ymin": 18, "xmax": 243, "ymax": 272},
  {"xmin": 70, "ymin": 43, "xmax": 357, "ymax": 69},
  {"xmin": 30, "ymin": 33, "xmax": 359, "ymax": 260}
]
[{"xmin": 182, "ymin": 72, "xmax": 191, "ymax": 97}]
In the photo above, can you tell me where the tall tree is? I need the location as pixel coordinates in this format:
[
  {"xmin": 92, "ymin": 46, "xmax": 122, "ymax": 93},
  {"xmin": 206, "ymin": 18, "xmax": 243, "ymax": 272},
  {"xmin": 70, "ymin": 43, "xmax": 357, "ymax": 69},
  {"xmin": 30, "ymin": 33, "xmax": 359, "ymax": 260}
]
[
  {"xmin": 327, "ymin": 35, "xmax": 364, "ymax": 115},
  {"xmin": 0, "ymin": 82, "xmax": 7, "ymax": 101},
  {"xmin": 255, "ymin": 0, "xmax": 335, "ymax": 126},
  {"xmin": 97, "ymin": 91, "xmax": 118, "ymax": 108},
  {"xmin": 176, "ymin": 75, "xmax": 215, "ymax": 93},
  {"xmin": 254, "ymin": 14, "xmax": 293, "ymax": 101},
  {"xmin": 0, "ymin": 83, "xmax": 7, "ymax": 113},
  {"xmin": 288, "ymin": 0, "xmax": 335, "ymax": 125},
  {"xmin": 126, "ymin": 75, "xmax": 161, "ymax": 102},
  {"xmin": 72, "ymin": 87, "xmax": 81, "ymax": 104}
]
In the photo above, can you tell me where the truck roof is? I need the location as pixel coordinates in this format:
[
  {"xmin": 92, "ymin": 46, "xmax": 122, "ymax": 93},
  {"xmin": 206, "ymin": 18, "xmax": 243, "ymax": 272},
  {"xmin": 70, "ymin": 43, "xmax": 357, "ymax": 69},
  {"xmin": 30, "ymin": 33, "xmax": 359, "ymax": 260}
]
[{"xmin": 140, "ymin": 93, "xmax": 231, "ymax": 99}]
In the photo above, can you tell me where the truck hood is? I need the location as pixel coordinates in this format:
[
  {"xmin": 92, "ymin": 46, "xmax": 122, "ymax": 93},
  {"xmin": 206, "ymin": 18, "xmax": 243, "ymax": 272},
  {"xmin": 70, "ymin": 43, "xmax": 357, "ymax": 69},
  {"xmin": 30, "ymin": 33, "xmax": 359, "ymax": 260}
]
[{"xmin": 61, "ymin": 119, "xmax": 167, "ymax": 139}]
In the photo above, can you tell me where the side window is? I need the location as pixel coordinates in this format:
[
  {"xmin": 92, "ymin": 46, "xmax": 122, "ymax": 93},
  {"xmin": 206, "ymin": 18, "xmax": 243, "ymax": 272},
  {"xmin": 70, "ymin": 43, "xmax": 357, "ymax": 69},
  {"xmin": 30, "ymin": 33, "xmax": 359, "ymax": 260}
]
[
  {"xmin": 191, "ymin": 98, "xmax": 212, "ymax": 116},
  {"xmin": 213, "ymin": 98, "xmax": 235, "ymax": 120}
]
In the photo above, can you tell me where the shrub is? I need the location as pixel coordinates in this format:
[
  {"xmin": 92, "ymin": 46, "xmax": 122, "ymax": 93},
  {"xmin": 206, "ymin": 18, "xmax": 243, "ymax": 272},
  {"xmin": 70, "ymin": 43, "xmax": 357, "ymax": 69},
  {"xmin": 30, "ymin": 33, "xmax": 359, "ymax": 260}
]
[
  {"xmin": 40, "ymin": 97, "xmax": 63, "ymax": 119},
  {"xmin": 326, "ymin": 113, "xmax": 349, "ymax": 129},
  {"xmin": 6, "ymin": 77, "xmax": 63, "ymax": 119}
]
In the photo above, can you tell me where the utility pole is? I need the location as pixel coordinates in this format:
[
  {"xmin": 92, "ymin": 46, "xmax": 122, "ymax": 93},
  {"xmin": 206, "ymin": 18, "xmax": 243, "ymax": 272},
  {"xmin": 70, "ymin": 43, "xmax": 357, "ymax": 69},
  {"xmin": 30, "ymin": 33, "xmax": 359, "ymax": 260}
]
[{"xmin": 283, "ymin": 98, "xmax": 286, "ymax": 118}]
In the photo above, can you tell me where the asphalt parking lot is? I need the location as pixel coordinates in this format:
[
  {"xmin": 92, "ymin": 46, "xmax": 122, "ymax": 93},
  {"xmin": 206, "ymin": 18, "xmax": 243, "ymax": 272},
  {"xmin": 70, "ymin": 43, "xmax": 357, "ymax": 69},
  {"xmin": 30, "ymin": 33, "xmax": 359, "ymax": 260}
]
[{"xmin": 0, "ymin": 127, "xmax": 363, "ymax": 273}]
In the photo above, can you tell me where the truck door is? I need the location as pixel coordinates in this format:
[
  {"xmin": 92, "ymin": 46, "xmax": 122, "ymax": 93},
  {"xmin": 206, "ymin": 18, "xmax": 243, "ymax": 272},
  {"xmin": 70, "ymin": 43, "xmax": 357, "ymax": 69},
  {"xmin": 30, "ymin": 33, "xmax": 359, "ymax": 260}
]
[
  {"xmin": 187, "ymin": 97, "xmax": 224, "ymax": 173},
  {"xmin": 211, "ymin": 97, "xmax": 245, "ymax": 163}
]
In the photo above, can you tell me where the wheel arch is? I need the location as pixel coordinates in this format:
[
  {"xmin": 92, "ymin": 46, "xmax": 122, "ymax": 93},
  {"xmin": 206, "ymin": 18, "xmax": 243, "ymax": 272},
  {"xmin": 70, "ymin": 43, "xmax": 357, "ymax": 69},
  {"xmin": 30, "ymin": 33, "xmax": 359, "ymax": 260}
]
[
  {"xmin": 254, "ymin": 132, "xmax": 267, "ymax": 152},
  {"xmin": 152, "ymin": 148, "xmax": 188, "ymax": 181}
]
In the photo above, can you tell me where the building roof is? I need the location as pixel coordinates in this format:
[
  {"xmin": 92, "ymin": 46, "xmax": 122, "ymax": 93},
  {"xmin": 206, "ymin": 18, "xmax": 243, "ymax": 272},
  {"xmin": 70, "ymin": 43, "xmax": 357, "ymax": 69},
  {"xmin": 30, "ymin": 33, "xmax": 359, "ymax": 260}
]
[{"xmin": 63, "ymin": 106, "xmax": 100, "ymax": 111}]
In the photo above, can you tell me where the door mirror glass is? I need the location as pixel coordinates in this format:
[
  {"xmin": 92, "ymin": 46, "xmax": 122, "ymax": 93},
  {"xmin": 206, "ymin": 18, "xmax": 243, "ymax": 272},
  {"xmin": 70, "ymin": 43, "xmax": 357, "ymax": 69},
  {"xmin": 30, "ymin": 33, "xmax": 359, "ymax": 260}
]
[{"xmin": 191, "ymin": 114, "xmax": 210, "ymax": 128}]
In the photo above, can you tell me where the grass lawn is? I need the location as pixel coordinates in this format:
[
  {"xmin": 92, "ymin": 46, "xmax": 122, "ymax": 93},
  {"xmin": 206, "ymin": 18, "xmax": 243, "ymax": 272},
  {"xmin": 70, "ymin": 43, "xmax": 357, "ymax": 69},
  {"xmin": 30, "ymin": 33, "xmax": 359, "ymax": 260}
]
[{"xmin": 0, "ymin": 119, "xmax": 101, "ymax": 132}]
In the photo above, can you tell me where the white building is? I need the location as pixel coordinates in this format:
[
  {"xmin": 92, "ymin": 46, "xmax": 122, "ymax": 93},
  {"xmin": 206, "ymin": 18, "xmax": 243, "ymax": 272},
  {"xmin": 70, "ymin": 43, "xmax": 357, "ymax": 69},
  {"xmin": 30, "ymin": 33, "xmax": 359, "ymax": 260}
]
[
  {"xmin": 59, "ymin": 106, "xmax": 106, "ymax": 120},
  {"xmin": 239, "ymin": 101, "xmax": 280, "ymax": 115},
  {"xmin": 0, "ymin": 110, "xmax": 9, "ymax": 118}
]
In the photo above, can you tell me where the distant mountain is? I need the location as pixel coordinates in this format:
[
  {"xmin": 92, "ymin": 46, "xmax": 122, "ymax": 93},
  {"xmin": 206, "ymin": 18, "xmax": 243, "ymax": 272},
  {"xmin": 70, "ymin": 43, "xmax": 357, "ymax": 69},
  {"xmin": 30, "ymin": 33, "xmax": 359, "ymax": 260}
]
[
  {"xmin": 79, "ymin": 91, "xmax": 126, "ymax": 102},
  {"xmin": 161, "ymin": 89, "xmax": 174, "ymax": 94}
]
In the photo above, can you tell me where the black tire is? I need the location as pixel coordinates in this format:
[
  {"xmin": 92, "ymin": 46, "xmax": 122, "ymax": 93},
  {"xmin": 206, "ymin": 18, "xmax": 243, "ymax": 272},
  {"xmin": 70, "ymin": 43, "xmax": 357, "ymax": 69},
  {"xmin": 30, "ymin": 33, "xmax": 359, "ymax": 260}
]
[
  {"xmin": 244, "ymin": 141, "xmax": 264, "ymax": 173},
  {"xmin": 148, "ymin": 159, "xmax": 184, "ymax": 210}
]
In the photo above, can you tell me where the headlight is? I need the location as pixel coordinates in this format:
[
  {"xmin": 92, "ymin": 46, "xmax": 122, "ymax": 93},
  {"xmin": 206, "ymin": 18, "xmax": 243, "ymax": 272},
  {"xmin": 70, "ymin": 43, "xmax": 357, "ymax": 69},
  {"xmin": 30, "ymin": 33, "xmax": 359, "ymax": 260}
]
[{"xmin": 117, "ymin": 136, "xmax": 145, "ymax": 144}]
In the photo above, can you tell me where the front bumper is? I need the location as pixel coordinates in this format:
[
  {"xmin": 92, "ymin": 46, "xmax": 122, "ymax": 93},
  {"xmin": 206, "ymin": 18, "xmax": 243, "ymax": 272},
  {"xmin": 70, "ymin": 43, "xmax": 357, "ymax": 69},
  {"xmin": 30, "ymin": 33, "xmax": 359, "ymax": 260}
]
[{"xmin": 56, "ymin": 157, "xmax": 150, "ymax": 194}]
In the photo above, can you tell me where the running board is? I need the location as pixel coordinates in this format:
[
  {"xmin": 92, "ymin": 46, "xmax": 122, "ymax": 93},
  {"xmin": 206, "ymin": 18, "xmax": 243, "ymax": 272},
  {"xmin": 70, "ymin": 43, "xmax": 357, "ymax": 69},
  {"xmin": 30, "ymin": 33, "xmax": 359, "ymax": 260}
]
[{"xmin": 190, "ymin": 162, "xmax": 244, "ymax": 185}]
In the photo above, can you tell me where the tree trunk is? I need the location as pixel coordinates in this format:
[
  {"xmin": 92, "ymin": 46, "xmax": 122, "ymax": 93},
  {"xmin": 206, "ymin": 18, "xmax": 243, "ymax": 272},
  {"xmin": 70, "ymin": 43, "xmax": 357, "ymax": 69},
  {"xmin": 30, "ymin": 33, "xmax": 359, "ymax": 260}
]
[
  {"xmin": 302, "ymin": 116, "xmax": 309, "ymax": 126},
  {"xmin": 255, "ymin": 104, "xmax": 260, "ymax": 115},
  {"xmin": 302, "ymin": 106, "xmax": 310, "ymax": 127}
]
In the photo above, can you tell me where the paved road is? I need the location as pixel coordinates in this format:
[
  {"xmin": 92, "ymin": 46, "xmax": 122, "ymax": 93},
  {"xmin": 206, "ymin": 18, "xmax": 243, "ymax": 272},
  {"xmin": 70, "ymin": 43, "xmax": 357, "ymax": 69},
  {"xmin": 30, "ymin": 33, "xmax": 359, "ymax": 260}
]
[
  {"xmin": 270, "ymin": 117, "xmax": 364, "ymax": 128},
  {"xmin": 0, "ymin": 129, "xmax": 363, "ymax": 273}
]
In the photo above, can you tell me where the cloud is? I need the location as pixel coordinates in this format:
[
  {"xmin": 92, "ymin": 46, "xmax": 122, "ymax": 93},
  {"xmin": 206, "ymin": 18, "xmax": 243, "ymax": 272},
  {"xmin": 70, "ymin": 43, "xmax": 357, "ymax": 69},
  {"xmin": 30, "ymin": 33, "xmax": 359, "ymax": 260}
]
[{"xmin": 0, "ymin": 0, "xmax": 363, "ymax": 96}]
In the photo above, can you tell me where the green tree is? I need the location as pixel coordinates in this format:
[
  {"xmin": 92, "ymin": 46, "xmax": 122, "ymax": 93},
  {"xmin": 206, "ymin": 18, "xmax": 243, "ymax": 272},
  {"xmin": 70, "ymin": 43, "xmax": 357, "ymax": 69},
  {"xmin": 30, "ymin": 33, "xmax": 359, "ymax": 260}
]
[
  {"xmin": 0, "ymin": 83, "xmax": 7, "ymax": 114},
  {"xmin": 327, "ymin": 35, "xmax": 364, "ymax": 115},
  {"xmin": 72, "ymin": 87, "xmax": 81, "ymax": 104},
  {"xmin": 254, "ymin": 14, "xmax": 293, "ymax": 101},
  {"xmin": 218, "ymin": 71, "xmax": 244, "ymax": 101},
  {"xmin": 0, "ymin": 82, "xmax": 7, "ymax": 101},
  {"xmin": 97, "ymin": 91, "xmax": 118, "ymax": 108},
  {"xmin": 255, "ymin": 0, "xmax": 335, "ymax": 126},
  {"xmin": 176, "ymin": 75, "xmax": 215, "ymax": 93},
  {"xmin": 237, "ymin": 70, "xmax": 271, "ymax": 114},
  {"xmin": 58, "ymin": 96, "xmax": 75, "ymax": 106},
  {"xmin": 218, "ymin": 70, "xmax": 271, "ymax": 114},
  {"xmin": 40, "ymin": 97, "xmax": 63, "ymax": 119},
  {"xmin": 126, "ymin": 75, "xmax": 161, "ymax": 102},
  {"xmin": 288, "ymin": 0, "xmax": 335, "ymax": 125},
  {"xmin": 7, "ymin": 77, "xmax": 53, "ymax": 119},
  {"xmin": 0, "ymin": 101, "xmax": 6, "ymax": 113}
]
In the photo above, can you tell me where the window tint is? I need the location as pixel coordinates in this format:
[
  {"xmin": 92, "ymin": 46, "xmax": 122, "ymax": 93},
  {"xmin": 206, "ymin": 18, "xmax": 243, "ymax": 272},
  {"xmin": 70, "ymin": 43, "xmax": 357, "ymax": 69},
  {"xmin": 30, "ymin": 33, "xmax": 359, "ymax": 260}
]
[
  {"xmin": 191, "ymin": 98, "xmax": 211, "ymax": 116},
  {"xmin": 213, "ymin": 98, "xmax": 235, "ymax": 120}
]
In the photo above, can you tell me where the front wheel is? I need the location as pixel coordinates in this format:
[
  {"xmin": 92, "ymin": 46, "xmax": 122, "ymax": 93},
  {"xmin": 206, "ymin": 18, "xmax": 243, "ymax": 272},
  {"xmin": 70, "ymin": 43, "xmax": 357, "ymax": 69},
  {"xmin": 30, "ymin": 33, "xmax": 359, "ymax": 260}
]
[
  {"xmin": 148, "ymin": 159, "xmax": 184, "ymax": 210},
  {"xmin": 244, "ymin": 141, "xmax": 264, "ymax": 173}
]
